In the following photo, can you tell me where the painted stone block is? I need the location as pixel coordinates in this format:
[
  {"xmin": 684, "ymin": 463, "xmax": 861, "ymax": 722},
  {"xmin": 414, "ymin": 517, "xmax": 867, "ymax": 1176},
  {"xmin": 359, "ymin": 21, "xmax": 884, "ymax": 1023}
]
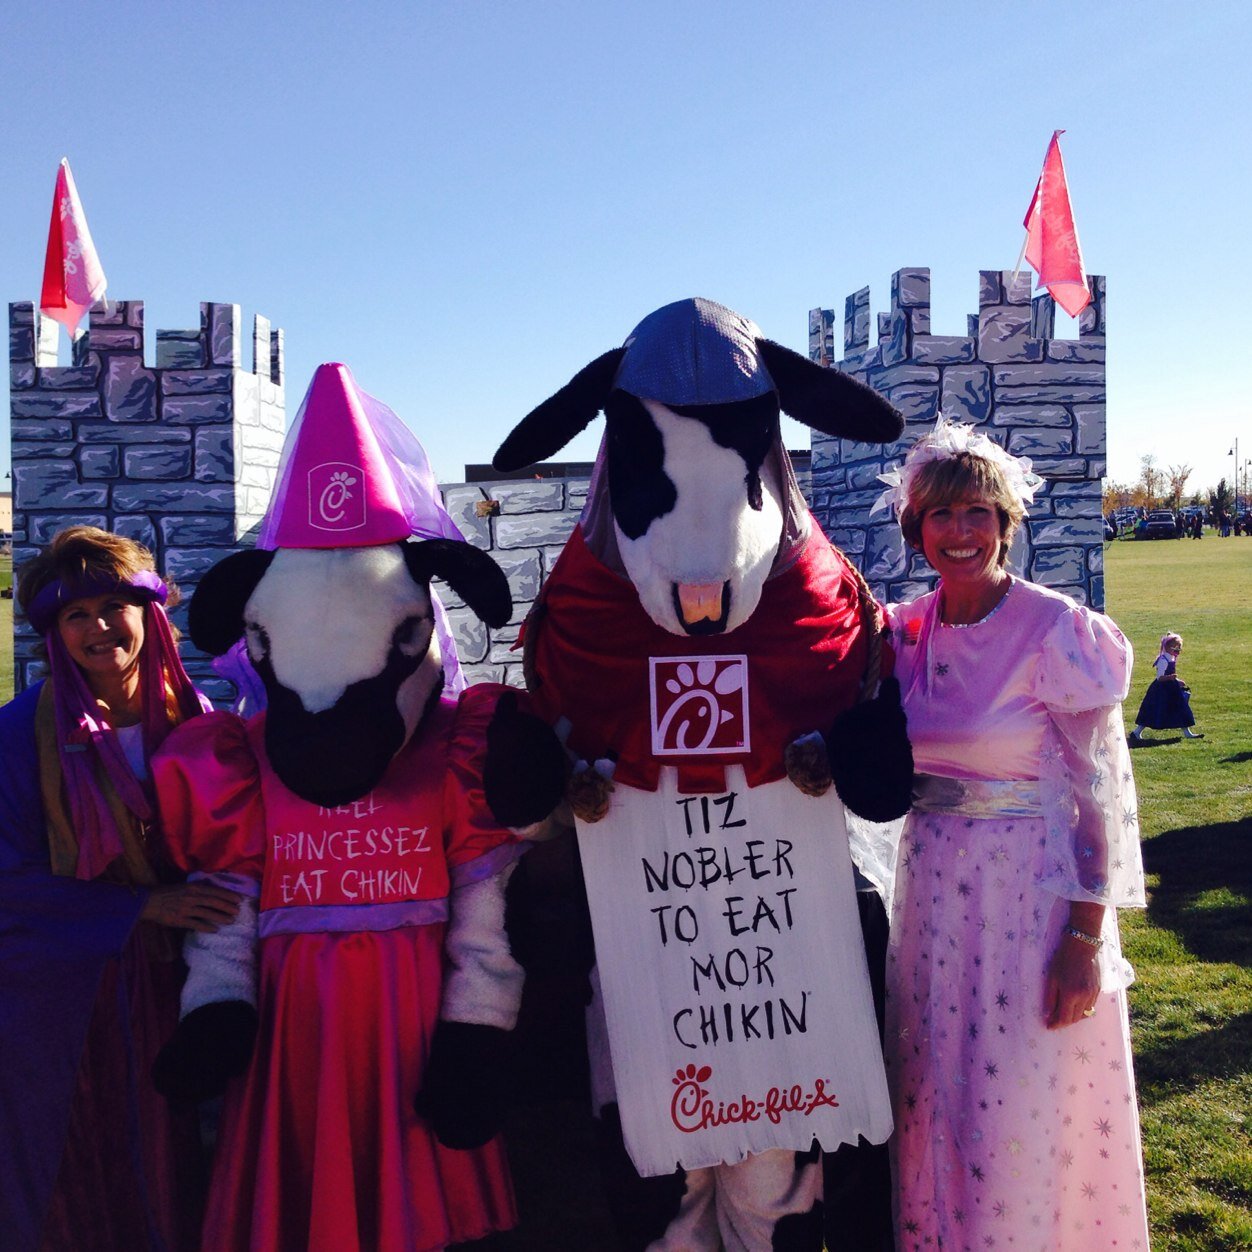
[
  {"xmin": 567, "ymin": 478, "xmax": 591, "ymax": 508},
  {"xmin": 158, "ymin": 515, "xmax": 238, "ymax": 546},
  {"xmin": 493, "ymin": 548, "xmax": 543, "ymax": 602},
  {"xmin": 124, "ymin": 445, "xmax": 194, "ymax": 480},
  {"xmin": 40, "ymin": 363, "xmax": 101, "ymax": 389},
  {"xmin": 883, "ymin": 384, "xmax": 938, "ymax": 423},
  {"xmin": 13, "ymin": 392, "xmax": 102, "ymax": 419},
  {"xmin": 162, "ymin": 369, "xmax": 234, "ymax": 395},
  {"xmin": 78, "ymin": 426, "xmax": 191, "ymax": 445},
  {"xmin": 441, "ymin": 484, "xmax": 493, "ymax": 551},
  {"xmin": 849, "ymin": 463, "xmax": 885, "ymax": 491},
  {"xmin": 990, "ymin": 404, "xmax": 1069, "ymax": 428},
  {"xmin": 13, "ymin": 462, "xmax": 108, "ymax": 509},
  {"xmin": 445, "ymin": 608, "xmax": 489, "ymax": 664},
  {"xmin": 104, "ymin": 357, "xmax": 158, "ymax": 423},
  {"xmin": 1074, "ymin": 403, "xmax": 1106, "ymax": 454},
  {"xmin": 1028, "ymin": 517, "xmax": 1101, "ymax": 547},
  {"xmin": 206, "ymin": 304, "xmax": 240, "ymax": 367},
  {"xmin": 80, "ymin": 446, "xmax": 121, "ymax": 478},
  {"xmin": 979, "ymin": 271, "xmax": 1003, "ymax": 307},
  {"xmin": 11, "ymin": 362, "xmax": 36, "ymax": 389},
  {"xmin": 28, "ymin": 513, "xmax": 108, "ymax": 544},
  {"xmin": 940, "ymin": 365, "xmax": 991, "ymax": 423},
  {"xmin": 195, "ymin": 429, "xmax": 236, "ymax": 482},
  {"xmin": 11, "ymin": 441, "xmax": 77, "ymax": 461},
  {"xmin": 86, "ymin": 327, "xmax": 143, "ymax": 352},
  {"xmin": 845, "ymin": 287, "xmax": 870, "ymax": 353},
  {"xmin": 864, "ymin": 525, "xmax": 908, "ymax": 582},
  {"xmin": 1008, "ymin": 427, "xmax": 1074, "ymax": 457},
  {"xmin": 993, "ymin": 364, "xmax": 1104, "ymax": 389},
  {"xmin": 1030, "ymin": 545, "xmax": 1084, "ymax": 585},
  {"xmin": 163, "ymin": 547, "xmax": 232, "ymax": 582},
  {"xmin": 978, "ymin": 308, "xmax": 1044, "ymax": 364},
  {"xmin": 912, "ymin": 336, "xmax": 975, "ymax": 366},
  {"xmin": 827, "ymin": 528, "xmax": 866, "ymax": 556},
  {"xmin": 114, "ymin": 484, "xmax": 234, "ymax": 513},
  {"xmin": 494, "ymin": 511, "xmax": 577, "ymax": 550},
  {"xmin": 163, "ymin": 394, "xmax": 233, "ymax": 425},
  {"xmin": 491, "ymin": 481, "xmax": 565, "ymax": 513},
  {"xmin": 1046, "ymin": 340, "xmax": 1105, "ymax": 364},
  {"xmin": 112, "ymin": 515, "xmax": 159, "ymax": 551},
  {"xmin": 156, "ymin": 330, "xmax": 204, "ymax": 370}
]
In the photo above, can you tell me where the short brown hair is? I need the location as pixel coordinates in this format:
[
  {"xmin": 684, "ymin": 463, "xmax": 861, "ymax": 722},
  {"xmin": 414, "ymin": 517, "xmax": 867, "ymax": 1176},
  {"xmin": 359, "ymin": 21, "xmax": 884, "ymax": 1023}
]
[
  {"xmin": 16, "ymin": 526, "xmax": 181, "ymax": 653},
  {"xmin": 898, "ymin": 452, "xmax": 1025, "ymax": 567}
]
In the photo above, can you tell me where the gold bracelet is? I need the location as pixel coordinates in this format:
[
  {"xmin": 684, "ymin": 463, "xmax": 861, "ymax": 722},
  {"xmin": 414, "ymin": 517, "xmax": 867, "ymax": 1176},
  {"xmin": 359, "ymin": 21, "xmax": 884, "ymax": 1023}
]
[{"xmin": 1062, "ymin": 924, "xmax": 1103, "ymax": 950}]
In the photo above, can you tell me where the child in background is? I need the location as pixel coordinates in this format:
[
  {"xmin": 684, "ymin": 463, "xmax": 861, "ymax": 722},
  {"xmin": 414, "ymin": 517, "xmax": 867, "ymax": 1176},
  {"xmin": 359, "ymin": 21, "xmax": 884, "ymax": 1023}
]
[{"xmin": 1130, "ymin": 632, "xmax": 1203, "ymax": 741}]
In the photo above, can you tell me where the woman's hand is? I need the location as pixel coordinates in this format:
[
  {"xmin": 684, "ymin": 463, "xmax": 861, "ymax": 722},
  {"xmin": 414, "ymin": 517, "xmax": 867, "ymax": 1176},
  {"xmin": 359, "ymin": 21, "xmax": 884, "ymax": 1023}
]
[
  {"xmin": 1043, "ymin": 931, "xmax": 1101, "ymax": 1029},
  {"xmin": 141, "ymin": 882, "xmax": 243, "ymax": 933}
]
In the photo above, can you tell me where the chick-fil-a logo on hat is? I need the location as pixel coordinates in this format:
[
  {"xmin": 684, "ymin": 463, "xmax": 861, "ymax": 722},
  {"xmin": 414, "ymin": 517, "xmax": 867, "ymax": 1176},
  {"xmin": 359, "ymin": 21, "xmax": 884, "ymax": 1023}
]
[
  {"xmin": 649, "ymin": 656, "xmax": 749, "ymax": 756},
  {"xmin": 309, "ymin": 462, "xmax": 366, "ymax": 532}
]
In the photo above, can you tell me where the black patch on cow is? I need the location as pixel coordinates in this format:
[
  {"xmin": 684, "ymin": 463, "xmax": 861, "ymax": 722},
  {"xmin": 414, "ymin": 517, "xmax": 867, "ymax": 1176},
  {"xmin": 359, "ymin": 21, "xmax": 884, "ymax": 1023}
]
[
  {"xmin": 771, "ymin": 1200, "xmax": 825, "ymax": 1252},
  {"xmin": 252, "ymin": 632, "xmax": 442, "ymax": 807},
  {"xmin": 670, "ymin": 392, "xmax": 780, "ymax": 511},
  {"xmin": 493, "ymin": 347, "xmax": 626, "ymax": 471},
  {"xmin": 756, "ymin": 337, "xmax": 904, "ymax": 443},
  {"xmin": 188, "ymin": 548, "xmax": 275, "ymax": 656},
  {"xmin": 604, "ymin": 390, "xmax": 677, "ymax": 540},
  {"xmin": 402, "ymin": 539, "xmax": 512, "ymax": 629}
]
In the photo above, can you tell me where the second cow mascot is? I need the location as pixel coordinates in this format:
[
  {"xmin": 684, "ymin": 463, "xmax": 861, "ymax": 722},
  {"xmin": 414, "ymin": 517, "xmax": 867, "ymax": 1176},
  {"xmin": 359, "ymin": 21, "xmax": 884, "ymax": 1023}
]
[{"xmin": 495, "ymin": 299, "xmax": 913, "ymax": 1250}]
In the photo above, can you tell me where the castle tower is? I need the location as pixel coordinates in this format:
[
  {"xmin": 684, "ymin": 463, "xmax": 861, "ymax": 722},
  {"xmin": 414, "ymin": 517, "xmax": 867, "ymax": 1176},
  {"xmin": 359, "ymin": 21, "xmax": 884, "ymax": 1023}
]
[
  {"xmin": 808, "ymin": 267, "xmax": 1107, "ymax": 608},
  {"xmin": 8, "ymin": 299, "xmax": 286, "ymax": 698}
]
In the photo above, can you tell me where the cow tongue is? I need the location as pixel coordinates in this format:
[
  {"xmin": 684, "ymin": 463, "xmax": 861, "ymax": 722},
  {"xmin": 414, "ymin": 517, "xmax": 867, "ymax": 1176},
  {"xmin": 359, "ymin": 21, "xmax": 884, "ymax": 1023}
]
[{"xmin": 677, "ymin": 582, "xmax": 723, "ymax": 623}]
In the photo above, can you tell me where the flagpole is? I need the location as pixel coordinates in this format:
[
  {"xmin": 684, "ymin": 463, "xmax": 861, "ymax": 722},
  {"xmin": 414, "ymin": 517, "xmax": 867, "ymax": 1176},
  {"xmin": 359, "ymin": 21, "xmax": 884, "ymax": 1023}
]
[{"xmin": 1008, "ymin": 230, "xmax": 1030, "ymax": 291}]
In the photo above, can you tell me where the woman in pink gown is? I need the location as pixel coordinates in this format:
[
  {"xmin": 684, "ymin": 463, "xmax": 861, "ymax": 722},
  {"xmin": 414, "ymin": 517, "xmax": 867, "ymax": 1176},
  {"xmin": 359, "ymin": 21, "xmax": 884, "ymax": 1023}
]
[{"xmin": 879, "ymin": 420, "xmax": 1151, "ymax": 1250}]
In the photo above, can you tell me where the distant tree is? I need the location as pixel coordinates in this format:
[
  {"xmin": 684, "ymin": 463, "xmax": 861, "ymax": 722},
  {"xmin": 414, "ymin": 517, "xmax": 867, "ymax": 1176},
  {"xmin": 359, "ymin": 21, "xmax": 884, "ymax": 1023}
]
[
  {"xmin": 1102, "ymin": 482, "xmax": 1133, "ymax": 514},
  {"xmin": 1138, "ymin": 455, "xmax": 1162, "ymax": 508},
  {"xmin": 1209, "ymin": 477, "xmax": 1233, "ymax": 516},
  {"xmin": 1166, "ymin": 464, "xmax": 1192, "ymax": 509}
]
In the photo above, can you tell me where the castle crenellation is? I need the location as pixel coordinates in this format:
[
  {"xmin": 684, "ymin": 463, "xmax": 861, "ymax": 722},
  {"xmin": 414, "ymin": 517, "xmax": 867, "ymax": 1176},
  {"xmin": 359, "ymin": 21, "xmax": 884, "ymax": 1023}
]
[
  {"xmin": 8, "ymin": 298, "xmax": 285, "ymax": 698},
  {"xmin": 808, "ymin": 266, "xmax": 1107, "ymax": 610}
]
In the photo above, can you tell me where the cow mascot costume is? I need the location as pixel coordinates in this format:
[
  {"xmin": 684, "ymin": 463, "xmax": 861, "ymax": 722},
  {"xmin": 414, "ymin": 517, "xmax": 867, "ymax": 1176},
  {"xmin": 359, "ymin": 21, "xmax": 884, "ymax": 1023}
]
[
  {"xmin": 150, "ymin": 364, "xmax": 565, "ymax": 1252},
  {"xmin": 494, "ymin": 299, "xmax": 913, "ymax": 1251}
]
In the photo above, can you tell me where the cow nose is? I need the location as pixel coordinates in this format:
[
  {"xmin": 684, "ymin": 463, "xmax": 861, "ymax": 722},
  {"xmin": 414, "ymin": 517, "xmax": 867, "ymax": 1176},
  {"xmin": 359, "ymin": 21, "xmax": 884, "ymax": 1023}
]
[{"xmin": 677, "ymin": 583, "xmax": 724, "ymax": 624}]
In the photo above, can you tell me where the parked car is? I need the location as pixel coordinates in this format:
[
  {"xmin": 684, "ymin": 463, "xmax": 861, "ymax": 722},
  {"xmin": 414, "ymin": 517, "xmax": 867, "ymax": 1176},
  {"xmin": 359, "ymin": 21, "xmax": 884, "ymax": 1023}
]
[{"xmin": 1139, "ymin": 510, "xmax": 1181, "ymax": 539}]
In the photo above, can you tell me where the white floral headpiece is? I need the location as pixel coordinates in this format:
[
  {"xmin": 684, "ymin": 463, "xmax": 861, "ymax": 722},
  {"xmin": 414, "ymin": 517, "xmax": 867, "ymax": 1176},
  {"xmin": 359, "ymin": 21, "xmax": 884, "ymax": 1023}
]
[{"xmin": 871, "ymin": 415, "xmax": 1044, "ymax": 519}]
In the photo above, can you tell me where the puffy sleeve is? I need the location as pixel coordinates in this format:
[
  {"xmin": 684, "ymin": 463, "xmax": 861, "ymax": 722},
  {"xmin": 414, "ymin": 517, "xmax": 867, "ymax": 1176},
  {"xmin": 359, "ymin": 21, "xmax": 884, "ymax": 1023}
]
[
  {"xmin": 1031, "ymin": 606, "xmax": 1146, "ymax": 913},
  {"xmin": 442, "ymin": 685, "xmax": 525, "ymax": 887},
  {"xmin": 151, "ymin": 711, "xmax": 266, "ymax": 882}
]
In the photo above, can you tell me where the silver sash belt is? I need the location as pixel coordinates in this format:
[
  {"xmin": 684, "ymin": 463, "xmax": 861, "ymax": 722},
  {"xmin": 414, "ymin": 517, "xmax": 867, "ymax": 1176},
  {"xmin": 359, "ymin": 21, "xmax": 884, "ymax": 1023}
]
[{"xmin": 912, "ymin": 773, "xmax": 1044, "ymax": 818}]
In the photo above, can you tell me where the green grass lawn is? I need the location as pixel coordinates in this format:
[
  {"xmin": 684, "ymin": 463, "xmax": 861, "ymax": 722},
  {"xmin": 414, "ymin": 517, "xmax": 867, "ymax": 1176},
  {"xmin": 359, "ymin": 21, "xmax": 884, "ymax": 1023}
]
[
  {"xmin": 1, "ymin": 539, "xmax": 1249, "ymax": 1247},
  {"xmin": 1106, "ymin": 534, "xmax": 1252, "ymax": 1250}
]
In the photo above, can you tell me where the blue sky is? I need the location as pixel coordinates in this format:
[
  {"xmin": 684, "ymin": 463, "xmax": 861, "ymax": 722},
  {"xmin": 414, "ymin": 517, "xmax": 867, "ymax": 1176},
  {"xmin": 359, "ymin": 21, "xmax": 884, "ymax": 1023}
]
[{"xmin": 2, "ymin": 2, "xmax": 1248, "ymax": 498}]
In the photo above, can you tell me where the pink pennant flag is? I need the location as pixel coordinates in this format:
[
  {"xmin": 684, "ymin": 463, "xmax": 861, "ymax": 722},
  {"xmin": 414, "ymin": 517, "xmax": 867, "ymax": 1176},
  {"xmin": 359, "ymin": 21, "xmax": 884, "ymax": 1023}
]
[
  {"xmin": 40, "ymin": 158, "xmax": 108, "ymax": 337},
  {"xmin": 1021, "ymin": 130, "xmax": 1090, "ymax": 318}
]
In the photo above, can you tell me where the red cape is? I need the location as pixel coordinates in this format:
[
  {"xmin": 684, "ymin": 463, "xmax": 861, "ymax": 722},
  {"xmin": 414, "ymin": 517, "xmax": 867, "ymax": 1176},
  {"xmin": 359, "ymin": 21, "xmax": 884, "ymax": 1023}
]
[{"xmin": 525, "ymin": 521, "xmax": 873, "ymax": 793}]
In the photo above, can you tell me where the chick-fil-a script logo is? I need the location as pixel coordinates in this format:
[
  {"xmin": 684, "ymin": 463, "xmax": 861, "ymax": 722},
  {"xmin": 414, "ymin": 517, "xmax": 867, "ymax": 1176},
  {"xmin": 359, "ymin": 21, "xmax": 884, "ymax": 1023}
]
[
  {"xmin": 308, "ymin": 462, "xmax": 366, "ymax": 532},
  {"xmin": 650, "ymin": 656, "xmax": 750, "ymax": 756},
  {"xmin": 669, "ymin": 1063, "xmax": 839, "ymax": 1133}
]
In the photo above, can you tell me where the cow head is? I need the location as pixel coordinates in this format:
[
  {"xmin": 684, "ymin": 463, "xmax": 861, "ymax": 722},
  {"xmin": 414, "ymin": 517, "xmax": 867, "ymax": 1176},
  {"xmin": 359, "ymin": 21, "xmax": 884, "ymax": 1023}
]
[
  {"xmin": 189, "ymin": 539, "xmax": 510, "ymax": 807},
  {"xmin": 493, "ymin": 298, "xmax": 902, "ymax": 635}
]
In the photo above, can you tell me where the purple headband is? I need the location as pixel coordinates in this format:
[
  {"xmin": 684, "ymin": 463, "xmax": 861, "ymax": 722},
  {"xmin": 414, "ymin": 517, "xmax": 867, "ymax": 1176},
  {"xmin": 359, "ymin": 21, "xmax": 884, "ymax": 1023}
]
[{"xmin": 26, "ymin": 569, "xmax": 168, "ymax": 636}]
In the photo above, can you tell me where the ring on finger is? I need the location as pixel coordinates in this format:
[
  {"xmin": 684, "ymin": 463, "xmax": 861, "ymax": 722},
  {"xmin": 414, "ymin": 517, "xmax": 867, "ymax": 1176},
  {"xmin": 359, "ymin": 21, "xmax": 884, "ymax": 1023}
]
[{"xmin": 1082, "ymin": 1007, "xmax": 1096, "ymax": 1018}]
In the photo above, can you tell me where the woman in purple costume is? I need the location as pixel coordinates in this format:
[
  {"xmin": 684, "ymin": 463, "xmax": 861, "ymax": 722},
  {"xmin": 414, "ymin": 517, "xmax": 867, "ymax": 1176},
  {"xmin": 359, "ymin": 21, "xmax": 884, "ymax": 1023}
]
[
  {"xmin": 877, "ymin": 421, "xmax": 1152, "ymax": 1250},
  {"xmin": 0, "ymin": 527, "xmax": 240, "ymax": 1252}
]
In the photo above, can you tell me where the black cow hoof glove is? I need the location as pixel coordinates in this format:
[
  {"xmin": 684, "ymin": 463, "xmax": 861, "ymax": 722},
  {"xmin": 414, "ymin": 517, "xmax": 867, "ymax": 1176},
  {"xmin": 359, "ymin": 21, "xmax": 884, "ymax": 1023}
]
[
  {"xmin": 826, "ymin": 676, "xmax": 914, "ymax": 823},
  {"xmin": 152, "ymin": 1000, "xmax": 258, "ymax": 1103},
  {"xmin": 415, "ymin": 1020, "xmax": 511, "ymax": 1149},
  {"xmin": 483, "ymin": 690, "xmax": 569, "ymax": 828}
]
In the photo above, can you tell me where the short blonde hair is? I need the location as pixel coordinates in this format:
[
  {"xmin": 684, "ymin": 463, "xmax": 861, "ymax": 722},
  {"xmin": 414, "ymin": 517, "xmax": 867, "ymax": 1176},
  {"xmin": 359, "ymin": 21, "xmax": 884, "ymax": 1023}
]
[{"xmin": 899, "ymin": 452, "xmax": 1025, "ymax": 567}]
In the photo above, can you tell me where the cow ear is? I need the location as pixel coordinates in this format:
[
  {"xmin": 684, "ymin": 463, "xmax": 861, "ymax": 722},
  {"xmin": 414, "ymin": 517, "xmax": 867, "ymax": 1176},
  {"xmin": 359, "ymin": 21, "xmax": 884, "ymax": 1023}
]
[
  {"xmin": 493, "ymin": 348, "xmax": 625, "ymax": 472},
  {"xmin": 402, "ymin": 539, "xmax": 512, "ymax": 630},
  {"xmin": 756, "ymin": 338, "xmax": 904, "ymax": 443},
  {"xmin": 188, "ymin": 549, "xmax": 276, "ymax": 656}
]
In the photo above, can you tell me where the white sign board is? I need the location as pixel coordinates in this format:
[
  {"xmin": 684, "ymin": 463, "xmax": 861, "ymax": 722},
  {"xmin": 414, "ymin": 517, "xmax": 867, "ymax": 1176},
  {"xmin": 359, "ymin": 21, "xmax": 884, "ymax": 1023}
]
[{"xmin": 578, "ymin": 767, "xmax": 893, "ymax": 1176}]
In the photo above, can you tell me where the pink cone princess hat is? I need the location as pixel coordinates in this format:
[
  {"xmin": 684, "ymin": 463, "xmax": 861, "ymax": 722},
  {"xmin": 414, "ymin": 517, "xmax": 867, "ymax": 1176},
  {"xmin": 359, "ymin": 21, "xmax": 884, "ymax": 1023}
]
[{"xmin": 261, "ymin": 363, "xmax": 414, "ymax": 548}]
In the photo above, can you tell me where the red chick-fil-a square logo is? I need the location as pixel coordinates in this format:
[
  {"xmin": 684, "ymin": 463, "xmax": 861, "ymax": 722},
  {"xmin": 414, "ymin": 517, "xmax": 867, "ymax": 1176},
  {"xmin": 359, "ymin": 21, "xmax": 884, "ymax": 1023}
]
[
  {"xmin": 308, "ymin": 461, "xmax": 366, "ymax": 532},
  {"xmin": 649, "ymin": 656, "xmax": 750, "ymax": 757}
]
